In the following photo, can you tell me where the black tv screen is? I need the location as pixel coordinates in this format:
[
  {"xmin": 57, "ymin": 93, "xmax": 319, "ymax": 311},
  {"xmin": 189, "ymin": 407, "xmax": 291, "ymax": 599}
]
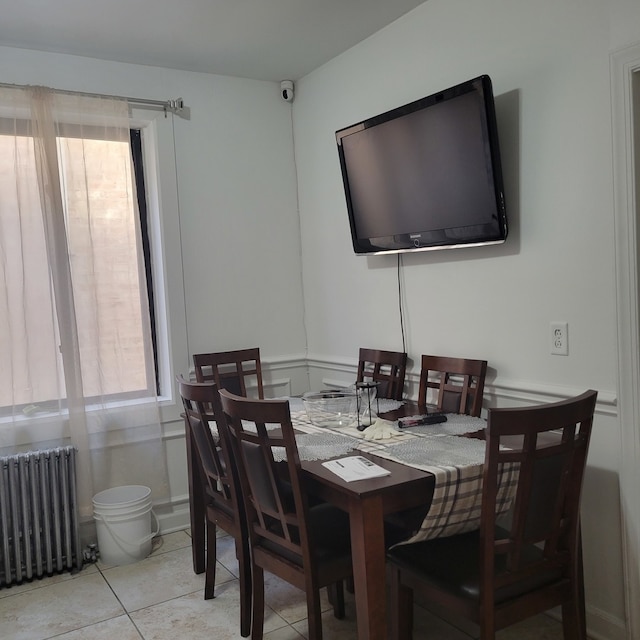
[{"xmin": 336, "ymin": 75, "xmax": 507, "ymax": 255}]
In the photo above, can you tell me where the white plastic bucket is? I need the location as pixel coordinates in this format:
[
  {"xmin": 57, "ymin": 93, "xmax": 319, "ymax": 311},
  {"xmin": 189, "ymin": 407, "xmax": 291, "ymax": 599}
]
[{"xmin": 93, "ymin": 485, "xmax": 158, "ymax": 566}]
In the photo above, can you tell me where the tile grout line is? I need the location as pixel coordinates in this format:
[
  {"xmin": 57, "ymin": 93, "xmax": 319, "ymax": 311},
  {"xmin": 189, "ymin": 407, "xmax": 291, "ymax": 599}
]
[{"xmin": 96, "ymin": 562, "xmax": 146, "ymax": 639}]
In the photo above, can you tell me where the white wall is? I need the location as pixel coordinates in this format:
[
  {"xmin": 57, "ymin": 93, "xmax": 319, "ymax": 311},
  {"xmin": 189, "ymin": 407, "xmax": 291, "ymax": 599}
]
[
  {"xmin": 292, "ymin": 1, "xmax": 640, "ymax": 638},
  {"xmin": 0, "ymin": 45, "xmax": 309, "ymax": 538},
  {"xmin": 0, "ymin": 44, "xmax": 307, "ymax": 366}
]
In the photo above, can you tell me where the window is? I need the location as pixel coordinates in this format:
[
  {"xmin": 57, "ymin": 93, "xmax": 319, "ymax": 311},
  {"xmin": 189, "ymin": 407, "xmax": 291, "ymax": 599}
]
[{"xmin": 0, "ymin": 122, "xmax": 158, "ymax": 411}]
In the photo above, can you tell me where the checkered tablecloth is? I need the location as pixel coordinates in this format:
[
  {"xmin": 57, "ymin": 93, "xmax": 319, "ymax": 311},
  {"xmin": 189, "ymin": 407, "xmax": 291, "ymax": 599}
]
[{"xmin": 289, "ymin": 409, "xmax": 518, "ymax": 544}]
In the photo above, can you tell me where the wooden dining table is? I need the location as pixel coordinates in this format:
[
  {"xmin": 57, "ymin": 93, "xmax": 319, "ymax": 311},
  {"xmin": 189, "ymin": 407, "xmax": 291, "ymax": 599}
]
[
  {"xmin": 302, "ymin": 448, "xmax": 433, "ymax": 639},
  {"xmin": 185, "ymin": 400, "xmax": 483, "ymax": 640},
  {"xmin": 299, "ymin": 401, "xmax": 445, "ymax": 640}
]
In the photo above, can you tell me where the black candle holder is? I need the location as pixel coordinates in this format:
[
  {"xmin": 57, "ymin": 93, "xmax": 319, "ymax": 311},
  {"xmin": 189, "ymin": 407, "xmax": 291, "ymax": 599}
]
[{"xmin": 356, "ymin": 381, "xmax": 380, "ymax": 429}]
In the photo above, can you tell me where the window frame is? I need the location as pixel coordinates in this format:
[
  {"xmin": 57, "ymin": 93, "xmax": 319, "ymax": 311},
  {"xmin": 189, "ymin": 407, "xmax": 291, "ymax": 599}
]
[{"xmin": 0, "ymin": 107, "xmax": 185, "ymax": 434}]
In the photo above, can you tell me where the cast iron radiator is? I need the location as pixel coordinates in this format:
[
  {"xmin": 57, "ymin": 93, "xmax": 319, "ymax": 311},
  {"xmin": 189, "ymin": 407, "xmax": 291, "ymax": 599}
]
[{"xmin": 0, "ymin": 446, "xmax": 83, "ymax": 587}]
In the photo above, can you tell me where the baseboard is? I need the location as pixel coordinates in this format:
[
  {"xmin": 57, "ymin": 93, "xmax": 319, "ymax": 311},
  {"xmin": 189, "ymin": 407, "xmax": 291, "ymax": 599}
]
[
  {"xmin": 585, "ymin": 608, "xmax": 627, "ymax": 640},
  {"xmin": 547, "ymin": 606, "xmax": 627, "ymax": 640},
  {"xmin": 153, "ymin": 504, "xmax": 191, "ymax": 535}
]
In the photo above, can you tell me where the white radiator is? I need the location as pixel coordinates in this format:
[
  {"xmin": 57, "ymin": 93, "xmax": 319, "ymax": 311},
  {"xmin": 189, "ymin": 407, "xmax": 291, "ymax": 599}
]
[{"xmin": 0, "ymin": 446, "xmax": 82, "ymax": 587}]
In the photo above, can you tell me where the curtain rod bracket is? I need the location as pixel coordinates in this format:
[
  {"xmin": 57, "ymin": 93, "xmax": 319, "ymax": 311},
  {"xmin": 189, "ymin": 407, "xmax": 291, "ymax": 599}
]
[{"xmin": 164, "ymin": 98, "xmax": 185, "ymax": 117}]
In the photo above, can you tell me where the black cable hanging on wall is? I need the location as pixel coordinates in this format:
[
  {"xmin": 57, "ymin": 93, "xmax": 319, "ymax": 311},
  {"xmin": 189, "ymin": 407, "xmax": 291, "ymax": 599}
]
[{"xmin": 397, "ymin": 253, "xmax": 406, "ymax": 354}]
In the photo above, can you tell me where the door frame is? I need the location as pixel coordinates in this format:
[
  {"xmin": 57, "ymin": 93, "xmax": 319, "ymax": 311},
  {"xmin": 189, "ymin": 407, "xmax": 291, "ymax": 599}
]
[{"xmin": 611, "ymin": 42, "xmax": 640, "ymax": 640}]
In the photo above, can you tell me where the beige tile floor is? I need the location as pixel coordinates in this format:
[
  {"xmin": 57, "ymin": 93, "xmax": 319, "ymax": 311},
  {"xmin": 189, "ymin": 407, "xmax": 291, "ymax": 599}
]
[{"xmin": 0, "ymin": 529, "xmax": 564, "ymax": 639}]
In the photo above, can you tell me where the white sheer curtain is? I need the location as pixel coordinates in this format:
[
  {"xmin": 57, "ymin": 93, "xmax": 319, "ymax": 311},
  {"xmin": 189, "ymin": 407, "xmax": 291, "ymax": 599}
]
[{"xmin": 0, "ymin": 86, "xmax": 169, "ymax": 518}]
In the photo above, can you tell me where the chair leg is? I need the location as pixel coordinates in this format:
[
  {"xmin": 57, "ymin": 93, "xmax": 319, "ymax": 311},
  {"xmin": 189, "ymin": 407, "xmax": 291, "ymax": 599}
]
[
  {"xmin": 563, "ymin": 533, "xmax": 587, "ymax": 640},
  {"xmin": 577, "ymin": 534, "xmax": 587, "ymax": 639},
  {"xmin": 479, "ymin": 628, "xmax": 496, "ymax": 640},
  {"xmin": 326, "ymin": 581, "xmax": 345, "ymax": 619},
  {"xmin": 306, "ymin": 587, "xmax": 324, "ymax": 640},
  {"xmin": 237, "ymin": 537, "xmax": 252, "ymax": 637},
  {"xmin": 562, "ymin": 600, "xmax": 584, "ymax": 640},
  {"xmin": 204, "ymin": 517, "xmax": 216, "ymax": 600},
  {"xmin": 389, "ymin": 566, "xmax": 413, "ymax": 640},
  {"xmin": 345, "ymin": 576, "xmax": 355, "ymax": 593},
  {"xmin": 562, "ymin": 575, "xmax": 587, "ymax": 640},
  {"xmin": 326, "ymin": 584, "xmax": 335, "ymax": 606},
  {"xmin": 186, "ymin": 419, "xmax": 206, "ymax": 574},
  {"xmin": 251, "ymin": 565, "xmax": 265, "ymax": 640}
]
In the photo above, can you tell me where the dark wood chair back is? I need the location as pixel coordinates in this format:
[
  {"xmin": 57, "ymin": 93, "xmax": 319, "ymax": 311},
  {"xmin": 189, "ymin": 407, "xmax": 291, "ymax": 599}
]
[
  {"xmin": 418, "ymin": 354, "xmax": 487, "ymax": 416},
  {"xmin": 387, "ymin": 389, "xmax": 598, "ymax": 640},
  {"xmin": 218, "ymin": 390, "xmax": 353, "ymax": 639},
  {"xmin": 480, "ymin": 390, "xmax": 596, "ymax": 625},
  {"xmin": 193, "ymin": 347, "xmax": 264, "ymax": 399},
  {"xmin": 356, "ymin": 347, "xmax": 407, "ymax": 400},
  {"xmin": 178, "ymin": 376, "xmax": 236, "ymax": 516},
  {"xmin": 176, "ymin": 376, "xmax": 251, "ymax": 635}
]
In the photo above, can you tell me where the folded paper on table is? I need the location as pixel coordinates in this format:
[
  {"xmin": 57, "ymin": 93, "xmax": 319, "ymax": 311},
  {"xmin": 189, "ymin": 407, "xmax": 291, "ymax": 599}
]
[{"xmin": 322, "ymin": 456, "xmax": 391, "ymax": 482}]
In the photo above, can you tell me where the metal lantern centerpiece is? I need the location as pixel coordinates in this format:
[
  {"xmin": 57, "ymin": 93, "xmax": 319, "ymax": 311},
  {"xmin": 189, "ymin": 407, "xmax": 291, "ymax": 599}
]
[{"xmin": 356, "ymin": 381, "xmax": 380, "ymax": 430}]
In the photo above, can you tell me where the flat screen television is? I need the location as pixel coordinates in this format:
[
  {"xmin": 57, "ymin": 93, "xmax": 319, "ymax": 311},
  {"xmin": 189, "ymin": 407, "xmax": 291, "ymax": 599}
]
[{"xmin": 335, "ymin": 75, "xmax": 507, "ymax": 255}]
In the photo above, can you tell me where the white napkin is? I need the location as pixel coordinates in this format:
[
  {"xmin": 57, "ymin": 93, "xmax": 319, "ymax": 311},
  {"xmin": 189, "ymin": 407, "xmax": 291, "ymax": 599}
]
[{"xmin": 362, "ymin": 418, "xmax": 401, "ymax": 441}]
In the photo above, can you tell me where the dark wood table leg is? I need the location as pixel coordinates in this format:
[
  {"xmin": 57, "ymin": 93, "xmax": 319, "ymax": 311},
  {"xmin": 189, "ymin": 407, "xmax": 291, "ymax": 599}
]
[
  {"xmin": 348, "ymin": 494, "xmax": 387, "ymax": 640},
  {"xmin": 184, "ymin": 415, "xmax": 205, "ymax": 574}
]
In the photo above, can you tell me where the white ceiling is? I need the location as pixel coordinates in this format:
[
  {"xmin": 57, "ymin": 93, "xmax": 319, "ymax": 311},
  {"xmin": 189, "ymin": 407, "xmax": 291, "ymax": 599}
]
[{"xmin": 0, "ymin": 0, "xmax": 427, "ymax": 82}]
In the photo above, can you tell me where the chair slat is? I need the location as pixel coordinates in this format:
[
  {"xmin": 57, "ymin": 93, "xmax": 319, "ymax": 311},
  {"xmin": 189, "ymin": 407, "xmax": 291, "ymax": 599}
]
[
  {"xmin": 418, "ymin": 355, "xmax": 488, "ymax": 416},
  {"xmin": 357, "ymin": 348, "xmax": 407, "ymax": 400}
]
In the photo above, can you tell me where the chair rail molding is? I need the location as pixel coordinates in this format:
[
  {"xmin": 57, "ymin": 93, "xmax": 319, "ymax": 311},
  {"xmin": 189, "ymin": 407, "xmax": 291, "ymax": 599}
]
[
  {"xmin": 611, "ymin": 40, "xmax": 640, "ymax": 640},
  {"xmin": 306, "ymin": 353, "xmax": 617, "ymax": 415}
]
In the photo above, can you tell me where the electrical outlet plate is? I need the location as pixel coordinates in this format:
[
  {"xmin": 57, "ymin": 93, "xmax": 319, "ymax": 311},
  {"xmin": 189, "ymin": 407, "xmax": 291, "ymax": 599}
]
[{"xmin": 550, "ymin": 322, "xmax": 568, "ymax": 356}]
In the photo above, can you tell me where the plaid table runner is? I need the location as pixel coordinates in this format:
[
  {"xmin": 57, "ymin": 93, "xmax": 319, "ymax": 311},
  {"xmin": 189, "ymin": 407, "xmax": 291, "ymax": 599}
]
[{"xmin": 289, "ymin": 408, "xmax": 518, "ymax": 544}]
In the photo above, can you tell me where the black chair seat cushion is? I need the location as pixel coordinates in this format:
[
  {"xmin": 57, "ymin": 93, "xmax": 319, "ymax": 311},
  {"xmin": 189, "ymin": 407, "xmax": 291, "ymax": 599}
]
[
  {"xmin": 387, "ymin": 528, "xmax": 564, "ymax": 604},
  {"xmin": 258, "ymin": 503, "xmax": 352, "ymax": 567}
]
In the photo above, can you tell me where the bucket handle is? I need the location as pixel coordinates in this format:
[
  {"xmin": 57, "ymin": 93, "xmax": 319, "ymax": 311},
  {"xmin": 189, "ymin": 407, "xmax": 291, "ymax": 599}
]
[{"xmin": 95, "ymin": 509, "xmax": 160, "ymax": 553}]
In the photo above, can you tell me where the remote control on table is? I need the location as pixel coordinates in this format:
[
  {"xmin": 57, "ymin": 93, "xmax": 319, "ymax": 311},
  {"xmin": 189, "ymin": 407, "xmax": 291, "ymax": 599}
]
[{"xmin": 398, "ymin": 414, "xmax": 447, "ymax": 428}]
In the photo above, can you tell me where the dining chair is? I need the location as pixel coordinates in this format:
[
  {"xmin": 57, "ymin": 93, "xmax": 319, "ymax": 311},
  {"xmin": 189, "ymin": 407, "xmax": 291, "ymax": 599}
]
[
  {"xmin": 193, "ymin": 347, "xmax": 264, "ymax": 399},
  {"xmin": 356, "ymin": 347, "xmax": 408, "ymax": 400},
  {"xmin": 418, "ymin": 355, "xmax": 488, "ymax": 416},
  {"xmin": 189, "ymin": 348, "xmax": 264, "ymax": 575},
  {"xmin": 386, "ymin": 389, "xmax": 598, "ymax": 640},
  {"xmin": 218, "ymin": 389, "xmax": 354, "ymax": 640},
  {"xmin": 176, "ymin": 376, "xmax": 252, "ymax": 637}
]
